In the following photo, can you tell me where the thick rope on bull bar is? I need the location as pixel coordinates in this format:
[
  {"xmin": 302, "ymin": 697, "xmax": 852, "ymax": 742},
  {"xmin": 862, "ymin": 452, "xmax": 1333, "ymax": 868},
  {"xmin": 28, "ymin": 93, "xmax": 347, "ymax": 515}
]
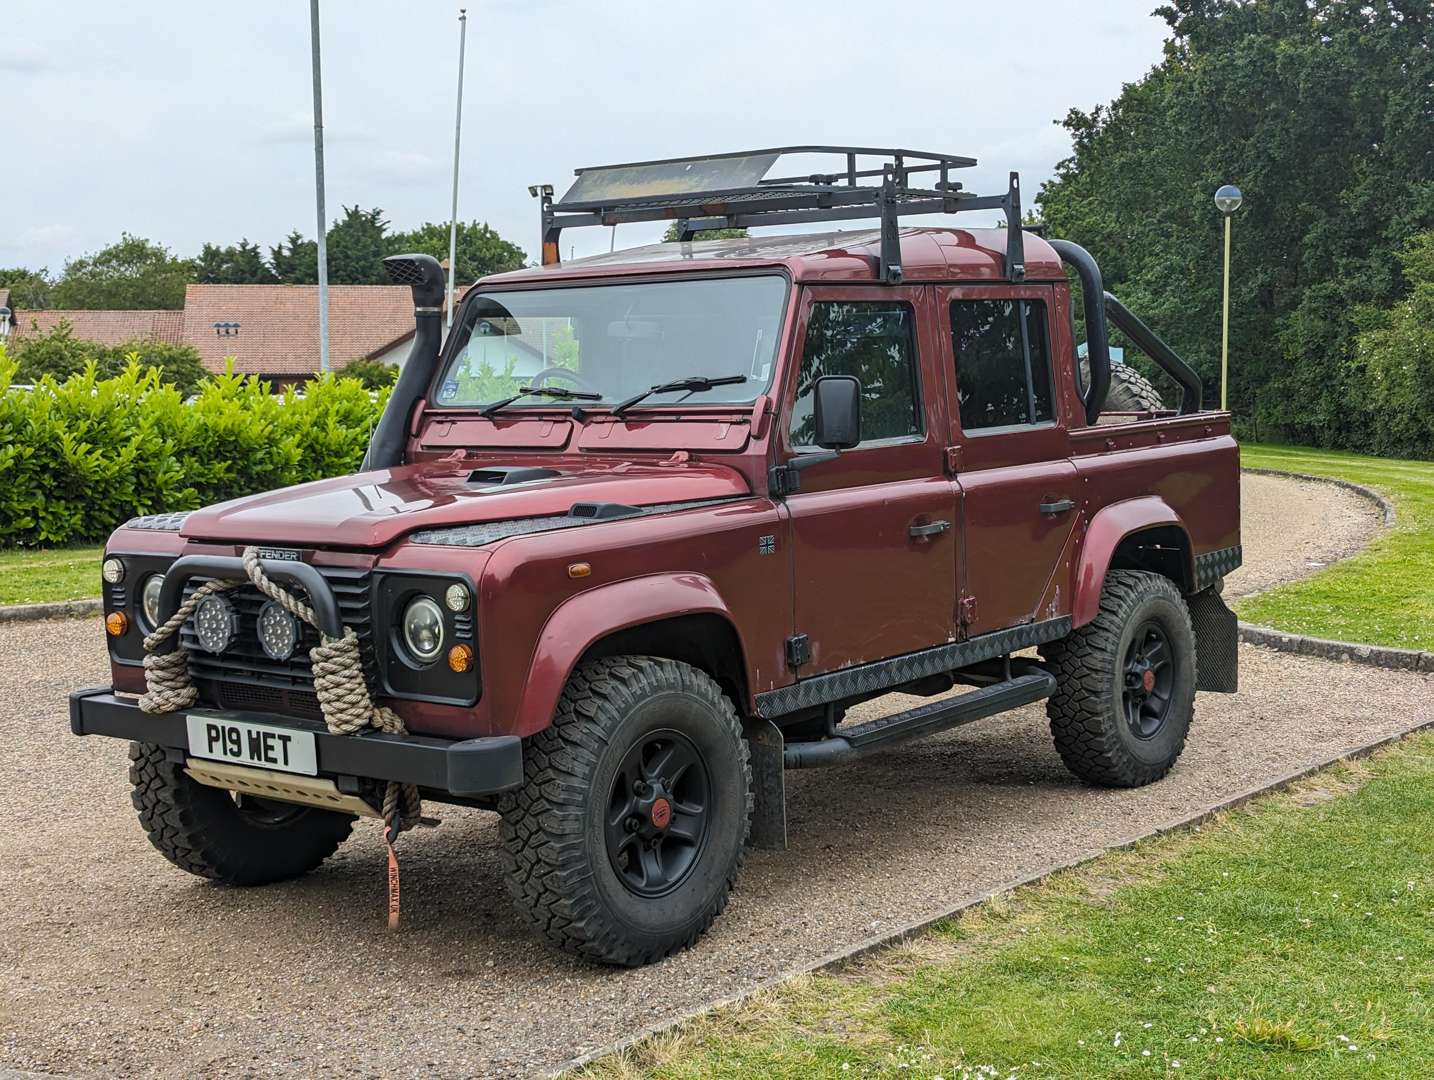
[{"xmin": 138, "ymin": 547, "xmax": 421, "ymax": 838}]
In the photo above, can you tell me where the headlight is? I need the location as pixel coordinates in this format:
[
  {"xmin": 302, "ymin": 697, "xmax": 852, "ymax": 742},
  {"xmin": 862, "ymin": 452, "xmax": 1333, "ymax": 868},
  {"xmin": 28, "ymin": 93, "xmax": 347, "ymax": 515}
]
[
  {"xmin": 402, "ymin": 596, "xmax": 445, "ymax": 663},
  {"xmin": 102, "ymin": 557, "xmax": 125, "ymax": 584},
  {"xmin": 257, "ymin": 600, "xmax": 299, "ymax": 661},
  {"xmin": 193, "ymin": 594, "xmax": 238, "ymax": 654},
  {"xmin": 140, "ymin": 573, "xmax": 165, "ymax": 630}
]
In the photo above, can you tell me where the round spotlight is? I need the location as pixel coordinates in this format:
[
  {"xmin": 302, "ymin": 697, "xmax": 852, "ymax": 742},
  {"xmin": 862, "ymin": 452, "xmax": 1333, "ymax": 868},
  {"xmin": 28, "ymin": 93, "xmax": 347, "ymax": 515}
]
[
  {"xmin": 193, "ymin": 594, "xmax": 238, "ymax": 654},
  {"xmin": 444, "ymin": 582, "xmax": 470, "ymax": 612},
  {"xmin": 402, "ymin": 596, "xmax": 445, "ymax": 664},
  {"xmin": 257, "ymin": 600, "xmax": 299, "ymax": 661},
  {"xmin": 102, "ymin": 558, "xmax": 126, "ymax": 584},
  {"xmin": 140, "ymin": 574, "xmax": 165, "ymax": 630}
]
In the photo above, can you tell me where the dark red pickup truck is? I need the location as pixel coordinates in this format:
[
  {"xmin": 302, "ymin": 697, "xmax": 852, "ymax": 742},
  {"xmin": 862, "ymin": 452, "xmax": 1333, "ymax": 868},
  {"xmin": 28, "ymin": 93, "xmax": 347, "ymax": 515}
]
[{"xmin": 73, "ymin": 147, "xmax": 1240, "ymax": 966}]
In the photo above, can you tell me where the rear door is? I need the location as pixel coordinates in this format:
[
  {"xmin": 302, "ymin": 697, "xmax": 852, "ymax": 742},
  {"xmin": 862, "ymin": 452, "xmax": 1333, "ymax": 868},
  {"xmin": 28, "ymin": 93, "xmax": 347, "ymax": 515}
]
[
  {"xmin": 942, "ymin": 286, "xmax": 1078, "ymax": 637},
  {"xmin": 780, "ymin": 285, "xmax": 958, "ymax": 674}
]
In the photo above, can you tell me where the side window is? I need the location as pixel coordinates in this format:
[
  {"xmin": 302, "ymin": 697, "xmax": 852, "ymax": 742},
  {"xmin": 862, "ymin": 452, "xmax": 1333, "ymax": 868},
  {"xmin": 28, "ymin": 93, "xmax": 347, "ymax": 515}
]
[
  {"xmin": 790, "ymin": 301, "xmax": 922, "ymax": 447},
  {"xmin": 951, "ymin": 299, "xmax": 1054, "ymax": 431}
]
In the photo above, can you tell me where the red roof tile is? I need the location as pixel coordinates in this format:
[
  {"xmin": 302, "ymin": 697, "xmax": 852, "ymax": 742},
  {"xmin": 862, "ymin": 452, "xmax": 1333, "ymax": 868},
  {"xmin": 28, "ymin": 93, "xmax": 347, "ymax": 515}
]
[
  {"xmin": 180, "ymin": 284, "xmax": 416, "ymax": 375},
  {"xmin": 10, "ymin": 309, "xmax": 184, "ymax": 346}
]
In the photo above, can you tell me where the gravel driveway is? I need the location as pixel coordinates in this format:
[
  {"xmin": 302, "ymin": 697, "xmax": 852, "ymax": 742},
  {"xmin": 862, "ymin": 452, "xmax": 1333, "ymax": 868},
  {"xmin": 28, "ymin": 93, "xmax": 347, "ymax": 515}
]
[{"xmin": 1, "ymin": 473, "xmax": 1423, "ymax": 1079}]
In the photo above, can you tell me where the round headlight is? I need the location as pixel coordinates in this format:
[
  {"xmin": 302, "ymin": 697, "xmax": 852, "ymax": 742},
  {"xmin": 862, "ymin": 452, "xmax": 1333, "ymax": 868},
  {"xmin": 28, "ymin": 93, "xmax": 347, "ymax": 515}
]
[
  {"xmin": 257, "ymin": 600, "xmax": 299, "ymax": 661},
  {"xmin": 402, "ymin": 596, "xmax": 445, "ymax": 663},
  {"xmin": 102, "ymin": 558, "xmax": 126, "ymax": 584},
  {"xmin": 193, "ymin": 594, "xmax": 238, "ymax": 654},
  {"xmin": 444, "ymin": 582, "xmax": 470, "ymax": 612},
  {"xmin": 140, "ymin": 573, "xmax": 166, "ymax": 630}
]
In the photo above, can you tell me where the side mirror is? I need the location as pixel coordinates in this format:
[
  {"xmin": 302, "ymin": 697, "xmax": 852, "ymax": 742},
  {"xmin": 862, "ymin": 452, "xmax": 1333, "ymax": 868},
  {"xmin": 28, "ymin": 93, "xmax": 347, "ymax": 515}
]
[{"xmin": 812, "ymin": 375, "xmax": 861, "ymax": 450}]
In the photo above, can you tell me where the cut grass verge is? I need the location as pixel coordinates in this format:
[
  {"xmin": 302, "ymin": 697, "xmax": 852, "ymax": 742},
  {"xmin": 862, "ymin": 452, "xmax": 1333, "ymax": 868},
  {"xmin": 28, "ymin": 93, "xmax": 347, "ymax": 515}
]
[
  {"xmin": 0, "ymin": 545, "xmax": 103, "ymax": 606},
  {"xmin": 574, "ymin": 734, "xmax": 1434, "ymax": 1079},
  {"xmin": 1238, "ymin": 444, "xmax": 1434, "ymax": 651}
]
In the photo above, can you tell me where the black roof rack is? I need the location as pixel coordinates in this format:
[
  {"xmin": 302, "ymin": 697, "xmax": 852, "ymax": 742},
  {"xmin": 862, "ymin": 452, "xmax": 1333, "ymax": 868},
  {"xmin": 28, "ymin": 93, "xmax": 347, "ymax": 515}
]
[{"xmin": 529, "ymin": 145, "xmax": 1026, "ymax": 284}]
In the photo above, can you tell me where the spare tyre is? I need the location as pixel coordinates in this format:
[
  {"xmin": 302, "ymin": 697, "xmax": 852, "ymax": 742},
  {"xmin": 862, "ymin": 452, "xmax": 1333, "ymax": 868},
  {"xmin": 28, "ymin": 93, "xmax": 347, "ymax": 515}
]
[{"xmin": 1081, "ymin": 359, "xmax": 1166, "ymax": 412}]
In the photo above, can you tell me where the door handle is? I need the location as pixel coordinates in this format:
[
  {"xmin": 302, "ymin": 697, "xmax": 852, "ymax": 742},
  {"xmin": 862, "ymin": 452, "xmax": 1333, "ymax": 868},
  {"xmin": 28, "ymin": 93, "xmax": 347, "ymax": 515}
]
[
  {"xmin": 909, "ymin": 519, "xmax": 951, "ymax": 539},
  {"xmin": 1040, "ymin": 498, "xmax": 1076, "ymax": 515}
]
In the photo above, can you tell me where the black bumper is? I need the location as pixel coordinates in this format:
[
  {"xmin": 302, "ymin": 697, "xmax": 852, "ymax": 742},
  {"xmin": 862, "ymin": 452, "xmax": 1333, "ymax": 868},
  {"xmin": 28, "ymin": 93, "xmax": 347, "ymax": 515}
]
[{"xmin": 69, "ymin": 687, "xmax": 524, "ymax": 798}]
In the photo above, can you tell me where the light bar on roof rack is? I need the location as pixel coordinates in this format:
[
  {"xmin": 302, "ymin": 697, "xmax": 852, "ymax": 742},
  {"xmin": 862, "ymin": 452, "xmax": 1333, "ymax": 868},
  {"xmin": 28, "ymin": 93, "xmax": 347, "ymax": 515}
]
[{"xmin": 528, "ymin": 145, "xmax": 1025, "ymax": 284}]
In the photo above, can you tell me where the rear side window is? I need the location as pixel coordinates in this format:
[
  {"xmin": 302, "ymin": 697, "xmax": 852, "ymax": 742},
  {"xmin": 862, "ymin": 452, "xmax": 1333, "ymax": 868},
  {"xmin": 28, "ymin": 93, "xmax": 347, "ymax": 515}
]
[
  {"xmin": 791, "ymin": 301, "xmax": 922, "ymax": 447},
  {"xmin": 951, "ymin": 299, "xmax": 1053, "ymax": 431}
]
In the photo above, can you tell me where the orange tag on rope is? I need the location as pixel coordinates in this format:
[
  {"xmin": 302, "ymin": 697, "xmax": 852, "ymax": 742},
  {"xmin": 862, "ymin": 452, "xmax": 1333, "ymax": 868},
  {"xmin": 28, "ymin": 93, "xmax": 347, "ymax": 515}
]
[{"xmin": 385, "ymin": 825, "xmax": 401, "ymax": 930}]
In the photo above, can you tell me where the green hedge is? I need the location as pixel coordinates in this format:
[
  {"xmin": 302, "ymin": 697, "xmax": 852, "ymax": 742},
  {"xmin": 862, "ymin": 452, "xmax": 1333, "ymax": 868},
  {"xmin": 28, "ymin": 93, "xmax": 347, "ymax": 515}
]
[{"xmin": 0, "ymin": 351, "xmax": 388, "ymax": 546}]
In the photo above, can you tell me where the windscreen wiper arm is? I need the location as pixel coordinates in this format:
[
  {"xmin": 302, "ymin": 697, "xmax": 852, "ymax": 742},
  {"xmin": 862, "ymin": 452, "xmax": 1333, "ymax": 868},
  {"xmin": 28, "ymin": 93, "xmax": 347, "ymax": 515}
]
[
  {"xmin": 479, "ymin": 385, "xmax": 602, "ymax": 418},
  {"xmin": 611, "ymin": 374, "xmax": 748, "ymax": 417}
]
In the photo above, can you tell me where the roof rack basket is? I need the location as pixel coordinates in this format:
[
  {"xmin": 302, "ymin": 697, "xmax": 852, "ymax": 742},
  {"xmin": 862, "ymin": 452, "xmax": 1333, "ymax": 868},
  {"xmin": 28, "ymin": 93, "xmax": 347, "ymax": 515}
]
[{"xmin": 530, "ymin": 145, "xmax": 1026, "ymax": 284}]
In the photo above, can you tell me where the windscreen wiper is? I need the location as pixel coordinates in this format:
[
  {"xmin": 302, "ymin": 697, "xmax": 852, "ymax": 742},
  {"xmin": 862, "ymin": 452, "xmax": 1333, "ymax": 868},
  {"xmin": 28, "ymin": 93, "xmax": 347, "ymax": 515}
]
[
  {"xmin": 479, "ymin": 385, "xmax": 602, "ymax": 418},
  {"xmin": 610, "ymin": 374, "xmax": 748, "ymax": 417}
]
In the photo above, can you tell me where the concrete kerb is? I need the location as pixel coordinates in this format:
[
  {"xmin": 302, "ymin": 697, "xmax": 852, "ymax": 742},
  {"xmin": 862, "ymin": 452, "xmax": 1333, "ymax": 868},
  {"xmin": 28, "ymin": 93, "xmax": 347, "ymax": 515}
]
[{"xmin": 0, "ymin": 599, "xmax": 102, "ymax": 624}]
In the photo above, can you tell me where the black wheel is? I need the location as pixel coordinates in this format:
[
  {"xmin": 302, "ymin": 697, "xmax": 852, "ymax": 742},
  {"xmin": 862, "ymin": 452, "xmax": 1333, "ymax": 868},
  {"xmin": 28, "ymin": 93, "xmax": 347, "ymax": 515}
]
[
  {"xmin": 128, "ymin": 742, "xmax": 355, "ymax": 886},
  {"xmin": 1041, "ymin": 570, "xmax": 1196, "ymax": 787},
  {"xmin": 498, "ymin": 656, "xmax": 752, "ymax": 966}
]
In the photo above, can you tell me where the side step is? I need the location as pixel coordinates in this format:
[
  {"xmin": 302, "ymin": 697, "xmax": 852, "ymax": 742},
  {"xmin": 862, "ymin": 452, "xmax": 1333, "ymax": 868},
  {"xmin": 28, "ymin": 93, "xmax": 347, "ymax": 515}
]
[{"xmin": 782, "ymin": 670, "xmax": 1056, "ymax": 769}]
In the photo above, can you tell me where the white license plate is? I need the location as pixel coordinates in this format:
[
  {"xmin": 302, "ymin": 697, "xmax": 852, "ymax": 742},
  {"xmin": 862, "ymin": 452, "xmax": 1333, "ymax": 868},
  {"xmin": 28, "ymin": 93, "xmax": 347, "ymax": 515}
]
[{"xmin": 186, "ymin": 716, "xmax": 318, "ymax": 776}]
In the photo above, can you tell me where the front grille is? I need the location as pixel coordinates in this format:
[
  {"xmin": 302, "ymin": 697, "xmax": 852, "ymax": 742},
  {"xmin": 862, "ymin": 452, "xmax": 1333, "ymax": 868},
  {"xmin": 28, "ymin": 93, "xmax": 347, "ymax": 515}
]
[{"xmin": 180, "ymin": 566, "xmax": 375, "ymax": 716}]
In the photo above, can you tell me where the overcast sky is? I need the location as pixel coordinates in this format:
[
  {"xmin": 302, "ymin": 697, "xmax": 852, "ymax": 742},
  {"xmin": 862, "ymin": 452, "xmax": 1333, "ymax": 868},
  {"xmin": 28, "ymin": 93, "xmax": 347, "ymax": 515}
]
[{"xmin": 2, "ymin": 2, "xmax": 1171, "ymax": 274}]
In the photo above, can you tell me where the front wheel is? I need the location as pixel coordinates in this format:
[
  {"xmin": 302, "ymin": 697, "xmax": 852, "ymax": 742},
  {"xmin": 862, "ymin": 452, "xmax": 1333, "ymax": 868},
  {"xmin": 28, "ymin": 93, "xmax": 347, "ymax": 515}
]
[
  {"xmin": 1041, "ymin": 570, "xmax": 1197, "ymax": 787},
  {"xmin": 499, "ymin": 656, "xmax": 752, "ymax": 966}
]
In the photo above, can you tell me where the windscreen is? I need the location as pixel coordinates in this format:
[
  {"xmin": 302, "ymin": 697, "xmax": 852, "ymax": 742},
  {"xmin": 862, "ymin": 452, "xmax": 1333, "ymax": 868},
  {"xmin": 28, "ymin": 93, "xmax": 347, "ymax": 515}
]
[{"xmin": 433, "ymin": 275, "xmax": 787, "ymax": 409}]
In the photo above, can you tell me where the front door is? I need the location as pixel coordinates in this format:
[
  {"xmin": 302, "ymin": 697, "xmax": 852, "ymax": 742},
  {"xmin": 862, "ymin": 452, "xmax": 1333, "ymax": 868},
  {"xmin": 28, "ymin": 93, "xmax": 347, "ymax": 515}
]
[
  {"xmin": 780, "ymin": 286, "xmax": 958, "ymax": 675},
  {"xmin": 942, "ymin": 286, "xmax": 1078, "ymax": 637}
]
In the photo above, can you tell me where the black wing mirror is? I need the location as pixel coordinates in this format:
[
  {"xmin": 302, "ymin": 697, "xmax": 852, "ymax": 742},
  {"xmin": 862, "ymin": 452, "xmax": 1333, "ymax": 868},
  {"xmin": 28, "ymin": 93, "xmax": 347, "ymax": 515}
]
[
  {"xmin": 812, "ymin": 375, "xmax": 861, "ymax": 449},
  {"xmin": 770, "ymin": 375, "xmax": 863, "ymax": 497}
]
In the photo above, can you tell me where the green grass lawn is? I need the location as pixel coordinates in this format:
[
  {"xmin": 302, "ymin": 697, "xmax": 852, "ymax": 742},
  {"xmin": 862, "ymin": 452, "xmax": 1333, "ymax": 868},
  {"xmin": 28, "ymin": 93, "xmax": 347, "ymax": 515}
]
[
  {"xmin": 581, "ymin": 735, "xmax": 1434, "ymax": 1079},
  {"xmin": 0, "ymin": 545, "xmax": 103, "ymax": 606},
  {"xmin": 1237, "ymin": 444, "xmax": 1434, "ymax": 651}
]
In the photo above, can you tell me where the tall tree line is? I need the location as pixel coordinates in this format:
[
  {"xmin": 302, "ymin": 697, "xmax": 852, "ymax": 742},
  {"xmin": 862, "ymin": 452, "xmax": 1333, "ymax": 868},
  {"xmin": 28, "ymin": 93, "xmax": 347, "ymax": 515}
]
[{"xmin": 1036, "ymin": 0, "xmax": 1434, "ymax": 450}]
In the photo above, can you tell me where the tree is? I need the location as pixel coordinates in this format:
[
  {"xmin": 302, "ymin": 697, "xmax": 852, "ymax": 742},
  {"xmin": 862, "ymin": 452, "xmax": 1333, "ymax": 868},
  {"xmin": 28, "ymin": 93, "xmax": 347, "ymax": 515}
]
[
  {"xmin": 193, "ymin": 240, "xmax": 277, "ymax": 285},
  {"xmin": 11, "ymin": 320, "xmax": 208, "ymax": 394},
  {"xmin": 270, "ymin": 230, "xmax": 318, "ymax": 284},
  {"xmin": 326, "ymin": 205, "xmax": 391, "ymax": 284},
  {"xmin": 0, "ymin": 267, "xmax": 53, "ymax": 309},
  {"xmin": 52, "ymin": 234, "xmax": 193, "ymax": 310},
  {"xmin": 661, "ymin": 222, "xmax": 749, "ymax": 243},
  {"xmin": 1035, "ymin": 0, "xmax": 1434, "ymax": 451},
  {"xmin": 388, "ymin": 220, "xmax": 527, "ymax": 285},
  {"xmin": 1353, "ymin": 231, "xmax": 1434, "ymax": 458},
  {"xmin": 340, "ymin": 357, "xmax": 399, "ymax": 389}
]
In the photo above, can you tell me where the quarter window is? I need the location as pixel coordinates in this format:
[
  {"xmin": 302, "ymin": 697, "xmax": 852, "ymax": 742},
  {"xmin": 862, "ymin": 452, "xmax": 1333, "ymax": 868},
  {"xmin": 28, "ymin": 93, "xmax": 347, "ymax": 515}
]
[
  {"xmin": 791, "ymin": 301, "xmax": 921, "ymax": 447},
  {"xmin": 951, "ymin": 299, "xmax": 1053, "ymax": 430}
]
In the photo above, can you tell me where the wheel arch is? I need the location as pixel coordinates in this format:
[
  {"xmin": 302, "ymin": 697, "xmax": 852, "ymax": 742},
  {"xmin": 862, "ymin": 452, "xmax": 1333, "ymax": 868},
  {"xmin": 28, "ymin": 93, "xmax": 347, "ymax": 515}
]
[
  {"xmin": 512, "ymin": 574, "xmax": 751, "ymax": 738},
  {"xmin": 1074, "ymin": 497, "xmax": 1194, "ymax": 627}
]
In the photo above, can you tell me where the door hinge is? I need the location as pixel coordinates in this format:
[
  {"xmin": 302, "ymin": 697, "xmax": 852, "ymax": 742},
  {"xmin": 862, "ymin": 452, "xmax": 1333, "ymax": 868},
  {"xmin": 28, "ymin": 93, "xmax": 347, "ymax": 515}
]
[
  {"xmin": 768, "ymin": 463, "xmax": 800, "ymax": 498},
  {"xmin": 944, "ymin": 445, "xmax": 962, "ymax": 473},
  {"xmin": 959, "ymin": 596, "xmax": 978, "ymax": 626},
  {"xmin": 785, "ymin": 633, "xmax": 812, "ymax": 670}
]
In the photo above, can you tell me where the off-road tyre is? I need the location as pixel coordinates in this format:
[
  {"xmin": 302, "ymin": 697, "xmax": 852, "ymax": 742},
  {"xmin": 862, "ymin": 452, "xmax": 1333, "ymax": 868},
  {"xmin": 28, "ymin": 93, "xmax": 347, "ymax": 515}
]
[
  {"xmin": 1081, "ymin": 359, "xmax": 1167, "ymax": 412},
  {"xmin": 1041, "ymin": 570, "xmax": 1196, "ymax": 788},
  {"xmin": 498, "ymin": 656, "xmax": 753, "ymax": 967},
  {"xmin": 128, "ymin": 742, "xmax": 355, "ymax": 885}
]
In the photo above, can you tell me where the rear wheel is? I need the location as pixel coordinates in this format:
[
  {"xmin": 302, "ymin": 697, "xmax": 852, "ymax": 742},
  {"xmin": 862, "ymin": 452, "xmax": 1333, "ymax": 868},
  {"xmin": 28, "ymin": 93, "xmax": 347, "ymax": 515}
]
[
  {"xmin": 128, "ymin": 742, "xmax": 355, "ymax": 885},
  {"xmin": 1041, "ymin": 570, "xmax": 1196, "ymax": 787},
  {"xmin": 499, "ymin": 656, "xmax": 752, "ymax": 966}
]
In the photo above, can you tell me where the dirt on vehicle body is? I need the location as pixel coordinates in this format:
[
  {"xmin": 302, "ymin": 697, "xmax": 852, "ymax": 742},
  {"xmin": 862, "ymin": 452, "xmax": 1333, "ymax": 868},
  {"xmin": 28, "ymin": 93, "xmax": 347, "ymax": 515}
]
[{"xmin": 74, "ymin": 147, "xmax": 1240, "ymax": 966}]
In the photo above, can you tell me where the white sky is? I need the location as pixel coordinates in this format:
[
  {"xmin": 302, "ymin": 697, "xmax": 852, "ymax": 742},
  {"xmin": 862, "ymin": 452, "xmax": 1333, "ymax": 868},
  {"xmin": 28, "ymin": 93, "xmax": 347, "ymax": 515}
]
[{"xmin": 2, "ymin": 1, "xmax": 1171, "ymax": 273}]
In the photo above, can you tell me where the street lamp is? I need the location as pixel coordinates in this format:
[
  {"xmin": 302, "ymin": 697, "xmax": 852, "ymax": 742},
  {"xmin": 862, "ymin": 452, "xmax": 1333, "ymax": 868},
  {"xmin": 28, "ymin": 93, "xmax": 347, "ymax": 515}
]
[{"xmin": 1215, "ymin": 184, "xmax": 1243, "ymax": 412}]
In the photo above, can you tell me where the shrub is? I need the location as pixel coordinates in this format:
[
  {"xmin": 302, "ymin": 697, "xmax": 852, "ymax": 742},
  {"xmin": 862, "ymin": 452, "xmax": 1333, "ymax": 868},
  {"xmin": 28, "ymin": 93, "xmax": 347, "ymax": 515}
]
[
  {"xmin": 0, "ymin": 351, "xmax": 387, "ymax": 546},
  {"xmin": 340, "ymin": 357, "xmax": 399, "ymax": 389},
  {"xmin": 12, "ymin": 321, "xmax": 209, "ymax": 395},
  {"xmin": 1354, "ymin": 232, "xmax": 1434, "ymax": 459}
]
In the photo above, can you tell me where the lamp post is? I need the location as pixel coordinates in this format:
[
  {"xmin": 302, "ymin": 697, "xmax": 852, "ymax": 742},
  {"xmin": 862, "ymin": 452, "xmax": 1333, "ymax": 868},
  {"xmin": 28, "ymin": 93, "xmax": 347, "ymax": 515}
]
[
  {"xmin": 446, "ymin": 8, "xmax": 469, "ymax": 330},
  {"xmin": 310, "ymin": 0, "xmax": 330, "ymax": 374},
  {"xmin": 1214, "ymin": 184, "xmax": 1243, "ymax": 412}
]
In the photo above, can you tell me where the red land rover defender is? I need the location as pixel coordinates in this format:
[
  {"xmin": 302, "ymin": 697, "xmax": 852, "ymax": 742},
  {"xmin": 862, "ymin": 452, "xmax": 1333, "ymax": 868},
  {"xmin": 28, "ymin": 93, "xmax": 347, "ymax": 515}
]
[{"xmin": 72, "ymin": 147, "xmax": 1240, "ymax": 966}]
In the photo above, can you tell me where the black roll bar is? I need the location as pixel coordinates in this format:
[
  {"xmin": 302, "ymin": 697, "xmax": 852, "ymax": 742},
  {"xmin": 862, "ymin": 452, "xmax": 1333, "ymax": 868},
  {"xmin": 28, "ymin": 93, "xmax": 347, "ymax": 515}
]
[
  {"xmin": 152, "ymin": 555, "xmax": 344, "ymax": 654},
  {"xmin": 1049, "ymin": 239, "xmax": 1110, "ymax": 425},
  {"xmin": 1103, "ymin": 293, "xmax": 1204, "ymax": 415}
]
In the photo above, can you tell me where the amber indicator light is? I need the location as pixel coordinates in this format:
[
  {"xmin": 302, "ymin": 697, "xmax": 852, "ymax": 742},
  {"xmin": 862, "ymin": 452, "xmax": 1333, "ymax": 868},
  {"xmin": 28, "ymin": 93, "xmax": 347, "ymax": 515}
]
[
  {"xmin": 568, "ymin": 562, "xmax": 592, "ymax": 579},
  {"xmin": 447, "ymin": 643, "xmax": 474, "ymax": 673},
  {"xmin": 105, "ymin": 611, "xmax": 128, "ymax": 637}
]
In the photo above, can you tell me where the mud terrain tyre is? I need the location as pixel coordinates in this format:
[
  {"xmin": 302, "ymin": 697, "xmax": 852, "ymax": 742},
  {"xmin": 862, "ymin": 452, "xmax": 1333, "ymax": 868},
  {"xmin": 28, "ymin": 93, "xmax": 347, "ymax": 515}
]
[
  {"xmin": 1081, "ymin": 359, "xmax": 1167, "ymax": 412},
  {"xmin": 499, "ymin": 656, "xmax": 752, "ymax": 966},
  {"xmin": 1041, "ymin": 570, "xmax": 1196, "ymax": 787},
  {"xmin": 129, "ymin": 742, "xmax": 355, "ymax": 885}
]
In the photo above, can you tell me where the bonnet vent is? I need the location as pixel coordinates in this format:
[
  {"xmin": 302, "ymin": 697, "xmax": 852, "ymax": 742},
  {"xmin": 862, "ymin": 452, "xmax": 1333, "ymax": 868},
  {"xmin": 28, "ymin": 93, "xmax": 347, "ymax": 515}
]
[{"xmin": 467, "ymin": 466, "xmax": 562, "ymax": 486}]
